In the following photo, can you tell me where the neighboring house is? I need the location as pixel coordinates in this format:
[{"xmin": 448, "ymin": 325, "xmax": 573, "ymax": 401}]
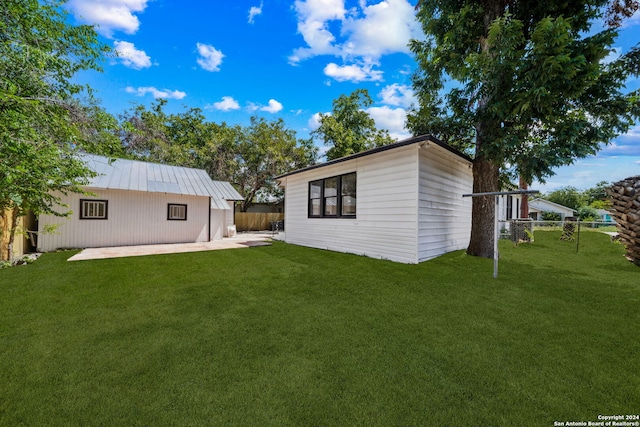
[
  {"xmin": 275, "ymin": 135, "xmax": 473, "ymax": 264},
  {"xmin": 37, "ymin": 154, "xmax": 243, "ymax": 252},
  {"xmin": 528, "ymin": 198, "xmax": 576, "ymax": 220},
  {"xmin": 497, "ymin": 184, "xmax": 525, "ymax": 225},
  {"xmin": 595, "ymin": 209, "xmax": 615, "ymax": 223}
]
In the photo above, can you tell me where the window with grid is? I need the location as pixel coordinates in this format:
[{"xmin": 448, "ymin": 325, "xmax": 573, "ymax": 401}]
[
  {"xmin": 80, "ymin": 199, "xmax": 108, "ymax": 219},
  {"xmin": 168, "ymin": 204, "xmax": 187, "ymax": 220}
]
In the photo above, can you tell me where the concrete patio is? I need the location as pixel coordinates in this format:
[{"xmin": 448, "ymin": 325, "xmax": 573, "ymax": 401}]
[{"xmin": 67, "ymin": 232, "xmax": 274, "ymax": 261}]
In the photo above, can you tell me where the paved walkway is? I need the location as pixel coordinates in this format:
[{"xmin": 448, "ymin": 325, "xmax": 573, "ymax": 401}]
[{"xmin": 67, "ymin": 232, "xmax": 274, "ymax": 261}]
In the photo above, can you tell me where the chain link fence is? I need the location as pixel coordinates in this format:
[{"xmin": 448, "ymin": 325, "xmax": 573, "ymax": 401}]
[{"xmin": 499, "ymin": 219, "xmax": 618, "ymax": 243}]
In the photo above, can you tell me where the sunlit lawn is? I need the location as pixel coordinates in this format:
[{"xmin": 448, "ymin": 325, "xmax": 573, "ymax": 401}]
[{"xmin": 0, "ymin": 231, "xmax": 638, "ymax": 425}]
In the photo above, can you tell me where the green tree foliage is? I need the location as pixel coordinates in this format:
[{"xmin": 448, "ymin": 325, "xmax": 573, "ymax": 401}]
[
  {"xmin": 312, "ymin": 89, "xmax": 394, "ymax": 160},
  {"xmin": 119, "ymin": 100, "xmax": 173, "ymax": 162},
  {"xmin": 544, "ymin": 187, "xmax": 586, "ymax": 211},
  {"xmin": 544, "ymin": 183, "xmax": 616, "ymax": 211},
  {"xmin": 120, "ymin": 102, "xmax": 317, "ymax": 211},
  {"xmin": 577, "ymin": 205, "xmax": 599, "ymax": 221},
  {"xmin": 583, "ymin": 180, "xmax": 611, "ymax": 205},
  {"xmin": 0, "ymin": 0, "xmax": 112, "ymax": 260},
  {"xmin": 409, "ymin": 0, "xmax": 640, "ymax": 257},
  {"xmin": 590, "ymin": 199, "xmax": 612, "ymax": 209},
  {"xmin": 235, "ymin": 117, "xmax": 317, "ymax": 212}
]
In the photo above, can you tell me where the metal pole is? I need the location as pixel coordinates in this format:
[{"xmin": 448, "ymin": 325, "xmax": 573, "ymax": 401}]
[
  {"xmin": 494, "ymin": 195, "xmax": 499, "ymax": 279},
  {"xmin": 462, "ymin": 189, "xmax": 539, "ymax": 279}
]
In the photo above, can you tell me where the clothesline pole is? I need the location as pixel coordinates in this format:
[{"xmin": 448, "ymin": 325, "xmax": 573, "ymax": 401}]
[{"xmin": 462, "ymin": 189, "xmax": 540, "ymax": 278}]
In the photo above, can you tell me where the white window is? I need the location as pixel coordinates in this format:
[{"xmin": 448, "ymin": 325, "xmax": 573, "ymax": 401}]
[
  {"xmin": 80, "ymin": 199, "xmax": 108, "ymax": 220},
  {"xmin": 168, "ymin": 204, "xmax": 187, "ymax": 220}
]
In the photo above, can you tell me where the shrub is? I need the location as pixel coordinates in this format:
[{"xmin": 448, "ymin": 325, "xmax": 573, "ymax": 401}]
[
  {"xmin": 541, "ymin": 211, "xmax": 561, "ymax": 221},
  {"xmin": 577, "ymin": 206, "xmax": 598, "ymax": 221}
]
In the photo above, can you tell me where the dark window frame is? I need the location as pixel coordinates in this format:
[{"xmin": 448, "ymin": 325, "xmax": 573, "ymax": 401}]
[
  {"xmin": 79, "ymin": 199, "xmax": 109, "ymax": 220},
  {"xmin": 167, "ymin": 203, "xmax": 188, "ymax": 221},
  {"xmin": 308, "ymin": 172, "xmax": 356, "ymax": 219},
  {"xmin": 309, "ymin": 180, "xmax": 323, "ymax": 218}
]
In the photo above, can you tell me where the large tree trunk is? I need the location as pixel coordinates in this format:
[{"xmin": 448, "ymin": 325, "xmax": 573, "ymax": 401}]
[
  {"xmin": 466, "ymin": 0, "xmax": 504, "ymax": 258},
  {"xmin": 0, "ymin": 209, "xmax": 8, "ymax": 261},
  {"xmin": 7, "ymin": 207, "xmax": 21, "ymax": 261},
  {"xmin": 519, "ymin": 176, "xmax": 529, "ymax": 218},
  {"xmin": 467, "ymin": 156, "xmax": 501, "ymax": 258}
]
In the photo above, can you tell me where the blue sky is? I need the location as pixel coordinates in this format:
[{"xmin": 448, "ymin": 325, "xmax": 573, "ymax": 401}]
[{"xmin": 68, "ymin": 0, "xmax": 640, "ymax": 193}]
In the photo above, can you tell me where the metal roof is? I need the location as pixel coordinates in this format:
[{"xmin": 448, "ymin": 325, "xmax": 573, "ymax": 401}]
[{"xmin": 80, "ymin": 154, "xmax": 243, "ymax": 210}]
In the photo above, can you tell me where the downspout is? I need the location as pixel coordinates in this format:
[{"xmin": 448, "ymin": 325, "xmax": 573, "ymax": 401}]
[{"xmin": 208, "ymin": 197, "xmax": 211, "ymax": 242}]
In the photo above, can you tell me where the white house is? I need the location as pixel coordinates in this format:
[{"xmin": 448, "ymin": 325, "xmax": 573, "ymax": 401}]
[
  {"xmin": 528, "ymin": 198, "xmax": 576, "ymax": 220},
  {"xmin": 497, "ymin": 192, "xmax": 524, "ymax": 224},
  {"xmin": 37, "ymin": 154, "xmax": 243, "ymax": 252},
  {"xmin": 275, "ymin": 135, "xmax": 474, "ymax": 264}
]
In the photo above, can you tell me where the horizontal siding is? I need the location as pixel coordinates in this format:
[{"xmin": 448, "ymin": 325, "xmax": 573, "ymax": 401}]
[
  {"xmin": 282, "ymin": 145, "xmax": 419, "ymax": 263},
  {"xmin": 418, "ymin": 147, "xmax": 473, "ymax": 262},
  {"xmin": 38, "ymin": 190, "xmax": 214, "ymax": 252}
]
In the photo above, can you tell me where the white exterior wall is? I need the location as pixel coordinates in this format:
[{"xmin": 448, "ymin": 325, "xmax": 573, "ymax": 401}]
[
  {"xmin": 282, "ymin": 145, "xmax": 420, "ymax": 263},
  {"xmin": 497, "ymin": 194, "xmax": 523, "ymax": 223},
  {"xmin": 210, "ymin": 209, "xmax": 225, "ymax": 241},
  {"xmin": 417, "ymin": 146, "xmax": 473, "ymax": 262},
  {"xmin": 225, "ymin": 201, "xmax": 235, "ymax": 236},
  {"xmin": 38, "ymin": 189, "xmax": 218, "ymax": 252}
]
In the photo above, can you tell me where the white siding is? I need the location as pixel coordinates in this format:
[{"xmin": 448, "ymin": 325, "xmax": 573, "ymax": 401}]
[
  {"xmin": 38, "ymin": 189, "xmax": 215, "ymax": 252},
  {"xmin": 417, "ymin": 146, "xmax": 473, "ymax": 262},
  {"xmin": 225, "ymin": 201, "xmax": 235, "ymax": 236},
  {"xmin": 210, "ymin": 208, "xmax": 225, "ymax": 240},
  {"xmin": 282, "ymin": 145, "xmax": 420, "ymax": 263},
  {"xmin": 497, "ymin": 194, "xmax": 523, "ymax": 229}
]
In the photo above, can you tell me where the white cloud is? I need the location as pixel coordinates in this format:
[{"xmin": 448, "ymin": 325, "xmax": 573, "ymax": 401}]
[
  {"xmin": 125, "ymin": 86, "xmax": 186, "ymax": 99},
  {"xmin": 308, "ymin": 112, "xmax": 324, "ymax": 131},
  {"xmin": 196, "ymin": 43, "xmax": 224, "ymax": 72},
  {"xmin": 599, "ymin": 126, "xmax": 640, "ymax": 156},
  {"xmin": 260, "ymin": 99, "xmax": 284, "ymax": 113},
  {"xmin": 366, "ymin": 106, "xmax": 410, "ymax": 140},
  {"xmin": 621, "ymin": 7, "xmax": 640, "ymax": 28},
  {"xmin": 289, "ymin": 0, "xmax": 346, "ymax": 63},
  {"xmin": 68, "ymin": 0, "xmax": 148, "ymax": 38},
  {"xmin": 113, "ymin": 41, "xmax": 151, "ymax": 69},
  {"xmin": 324, "ymin": 62, "xmax": 383, "ymax": 82},
  {"xmin": 290, "ymin": 0, "xmax": 421, "ymax": 65},
  {"xmin": 341, "ymin": 0, "xmax": 422, "ymax": 58},
  {"xmin": 209, "ymin": 96, "xmax": 241, "ymax": 111},
  {"xmin": 379, "ymin": 84, "xmax": 417, "ymax": 108},
  {"xmin": 248, "ymin": 2, "xmax": 263, "ymax": 23}
]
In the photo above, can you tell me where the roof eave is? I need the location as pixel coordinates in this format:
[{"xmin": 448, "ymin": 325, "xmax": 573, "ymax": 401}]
[{"xmin": 274, "ymin": 134, "xmax": 472, "ymax": 180}]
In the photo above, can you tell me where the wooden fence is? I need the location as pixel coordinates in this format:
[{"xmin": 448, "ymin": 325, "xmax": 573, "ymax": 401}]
[{"xmin": 234, "ymin": 212, "xmax": 284, "ymax": 232}]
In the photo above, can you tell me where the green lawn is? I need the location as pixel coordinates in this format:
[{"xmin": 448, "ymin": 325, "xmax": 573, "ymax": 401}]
[{"xmin": 1, "ymin": 232, "xmax": 638, "ymax": 426}]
